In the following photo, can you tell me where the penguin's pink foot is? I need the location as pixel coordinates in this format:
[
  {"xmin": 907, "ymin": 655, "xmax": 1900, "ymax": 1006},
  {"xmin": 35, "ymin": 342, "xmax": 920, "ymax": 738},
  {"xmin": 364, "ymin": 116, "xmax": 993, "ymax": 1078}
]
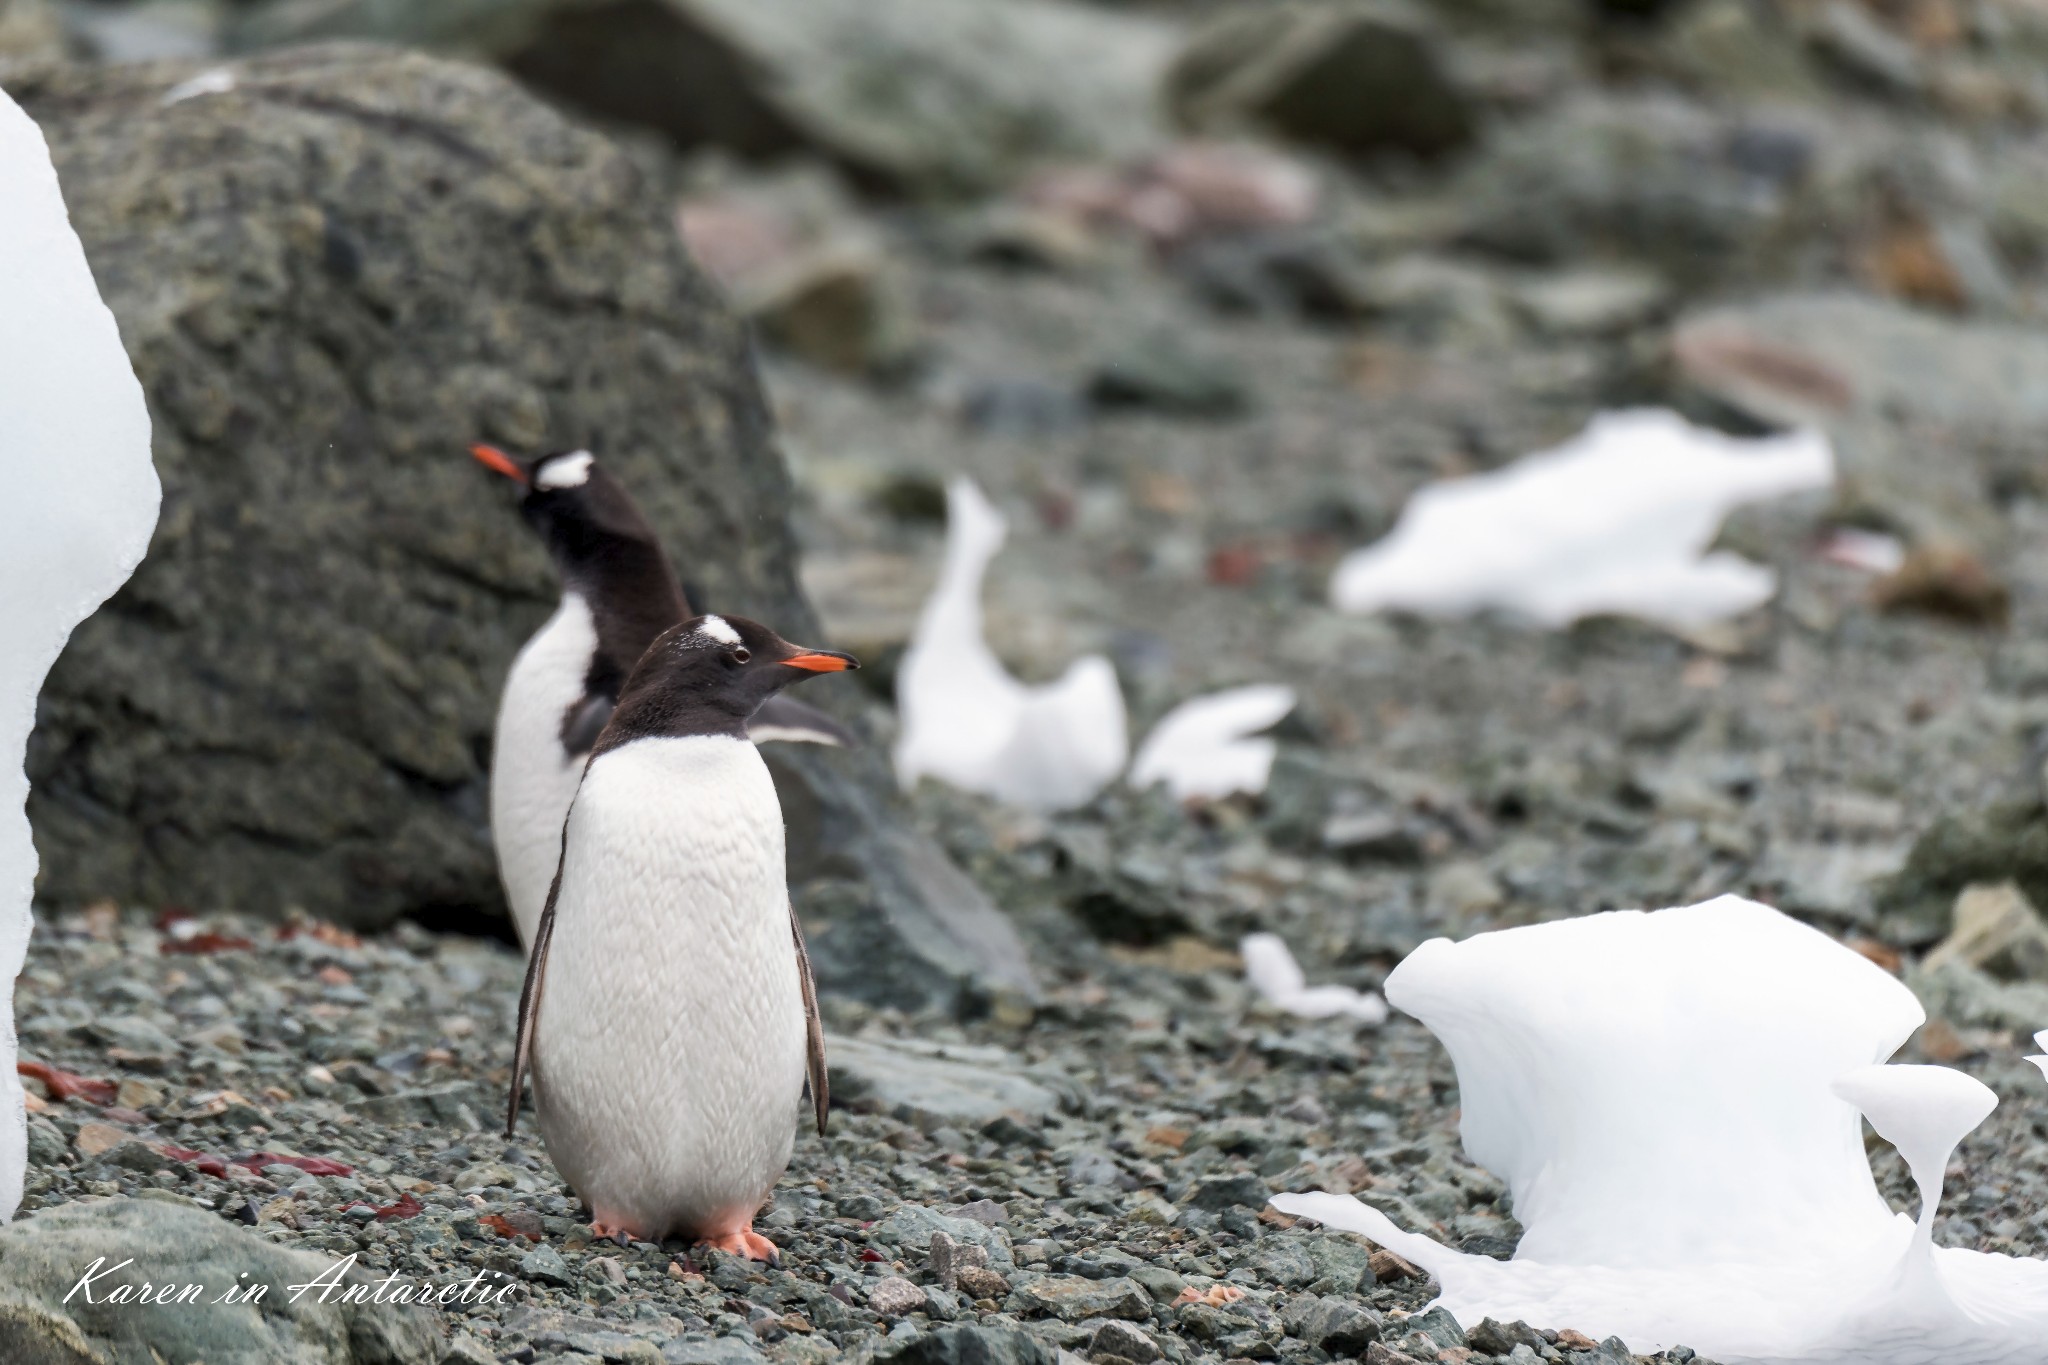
[
  {"xmin": 695, "ymin": 1225, "xmax": 780, "ymax": 1265},
  {"xmin": 589, "ymin": 1221, "xmax": 635, "ymax": 1248}
]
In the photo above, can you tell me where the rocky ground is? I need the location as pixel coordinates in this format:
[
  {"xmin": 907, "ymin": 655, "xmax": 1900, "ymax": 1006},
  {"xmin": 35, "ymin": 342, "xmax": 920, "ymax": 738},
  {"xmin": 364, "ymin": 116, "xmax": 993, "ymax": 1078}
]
[
  {"xmin": 13, "ymin": 880, "xmax": 2048, "ymax": 1365},
  {"xmin": 12, "ymin": 0, "xmax": 2048, "ymax": 1362}
]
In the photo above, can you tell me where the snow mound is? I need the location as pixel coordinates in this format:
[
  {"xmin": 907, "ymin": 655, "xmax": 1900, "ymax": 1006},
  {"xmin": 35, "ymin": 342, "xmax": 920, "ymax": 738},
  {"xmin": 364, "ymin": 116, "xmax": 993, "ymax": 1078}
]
[
  {"xmin": 893, "ymin": 476, "xmax": 1128, "ymax": 812},
  {"xmin": 1329, "ymin": 409, "xmax": 1833, "ymax": 628},
  {"xmin": 1273, "ymin": 895, "xmax": 2048, "ymax": 1363},
  {"xmin": 1130, "ymin": 684, "xmax": 1295, "ymax": 803},
  {"xmin": 1, "ymin": 90, "xmax": 162, "ymax": 1220}
]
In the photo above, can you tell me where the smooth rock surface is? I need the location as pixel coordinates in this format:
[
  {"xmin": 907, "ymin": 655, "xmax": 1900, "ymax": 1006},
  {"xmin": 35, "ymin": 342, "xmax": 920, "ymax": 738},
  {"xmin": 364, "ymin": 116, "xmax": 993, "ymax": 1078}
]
[
  {"xmin": 0, "ymin": 1197, "xmax": 443, "ymax": 1363},
  {"xmin": 827, "ymin": 1035, "xmax": 1063, "ymax": 1128}
]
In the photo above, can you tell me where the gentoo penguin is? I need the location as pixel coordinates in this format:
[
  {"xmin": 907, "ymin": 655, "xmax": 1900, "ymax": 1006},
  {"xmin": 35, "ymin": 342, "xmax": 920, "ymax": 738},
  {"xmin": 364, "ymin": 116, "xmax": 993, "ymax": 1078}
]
[
  {"xmin": 472, "ymin": 442, "xmax": 855, "ymax": 948},
  {"xmin": 506, "ymin": 613, "xmax": 856, "ymax": 1259}
]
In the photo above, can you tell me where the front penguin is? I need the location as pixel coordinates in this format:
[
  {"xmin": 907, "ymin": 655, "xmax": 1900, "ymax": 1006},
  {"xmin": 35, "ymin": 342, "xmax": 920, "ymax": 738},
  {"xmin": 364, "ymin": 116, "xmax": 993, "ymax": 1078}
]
[{"xmin": 506, "ymin": 613, "xmax": 857, "ymax": 1259}]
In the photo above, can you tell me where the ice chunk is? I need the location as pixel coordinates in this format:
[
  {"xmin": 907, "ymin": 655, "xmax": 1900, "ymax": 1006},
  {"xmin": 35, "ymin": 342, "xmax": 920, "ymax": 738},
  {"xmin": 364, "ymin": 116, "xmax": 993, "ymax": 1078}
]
[
  {"xmin": 894, "ymin": 476, "xmax": 1127, "ymax": 812},
  {"xmin": 894, "ymin": 480, "xmax": 1301, "ymax": 812},
  {"xmin": 1272, "ymin": 896, "xmax": 2048, "ymax": 1362},
  {"xmin": 1832, "ymin": 1064, "xmax": 1995, "ymax": 1244},
  {"xmin": 1240, "ymin": 932, "xmax": 1386, "ymax": 1024},
  {"xmin": 1329, "ymin": 409, "xmax": 1833, "ymax": 627},
  {"xmin": 1129, "ymin": 684, "xmax": 1294, "ymax": 802},
  {"xmin": 1391, "ymin": 896, "xmax": 1918, "ymax": 1268},
  {"xmin": 0, "ymin": 91, "xmax": 162, "ymax": 1220}
]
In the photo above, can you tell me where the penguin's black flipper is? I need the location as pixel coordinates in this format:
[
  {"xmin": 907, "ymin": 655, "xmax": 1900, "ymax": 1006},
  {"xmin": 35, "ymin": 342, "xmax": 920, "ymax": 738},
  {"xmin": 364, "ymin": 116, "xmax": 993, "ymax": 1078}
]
[
  {"xmin": 747, "ymin": 696, "xmax": 858, "ymax": 748},
  {"xmin": 507, "ymin": 837, "xmax": 565, "ymax": 1137},
  {"xmin": 789, "ymin": 903, "xmax": 829, "ymax": 1138},
  {"xmin": 560, "ymin": 692, "xmax": 616, "ymax": 757}
]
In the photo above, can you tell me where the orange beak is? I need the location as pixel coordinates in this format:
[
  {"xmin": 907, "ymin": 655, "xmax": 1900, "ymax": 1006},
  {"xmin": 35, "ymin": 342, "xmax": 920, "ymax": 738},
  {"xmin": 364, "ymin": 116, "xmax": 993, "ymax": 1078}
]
[
  {"xmin": 469, "ymin": 443, "xmax": 528, "ymax": 484},
  {"xmin": 783, "ymin": 649, "xmax": 858, "ymax": 673}
]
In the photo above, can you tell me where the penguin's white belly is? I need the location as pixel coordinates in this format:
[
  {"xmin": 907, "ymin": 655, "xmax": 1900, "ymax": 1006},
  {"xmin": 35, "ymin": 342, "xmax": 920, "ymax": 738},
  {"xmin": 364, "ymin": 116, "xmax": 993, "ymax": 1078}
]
[
  {"xmin": 531, "ymin": 736, "xmax": 807, "ymax": 1241},
  {"xmin": 490, "ymin": 594, "xmax": 596, "ymax": 948}
]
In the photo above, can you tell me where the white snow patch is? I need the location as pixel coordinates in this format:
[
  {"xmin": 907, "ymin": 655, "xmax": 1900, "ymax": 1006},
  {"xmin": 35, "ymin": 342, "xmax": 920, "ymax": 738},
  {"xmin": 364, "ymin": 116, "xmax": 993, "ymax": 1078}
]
[
  {"xmin": 893, "ymin": 477, "xmax": 1128, "ymax": 813},
  {"xmin": 1271, "ymin": 895, "xmax": 2048, "ymax": 1363},
  {"xmin": 535, "ymin": 449, "xmax": 594, "ymax": 490},
  {"xmin": 1329, "ymin": 409, "xmax": 1833, "ymax": 628},
  {"xmin": 161, "ymin": 69, "xmax": 237, "ymax": 107},
  {"xmin": 1, "ymin": 91, "xmax": 161, "ymax": 1220},
  {"xmin": 1240, "ymin": 933, "xmax": 1386, "ymax": 1024},
  {"xmin": 697, "ymin": 614, "xmax": 740, "ymax": 646},
  {"xmin": 1130, "ymin": 684, "xmax": 1295, "ymax": 803}
]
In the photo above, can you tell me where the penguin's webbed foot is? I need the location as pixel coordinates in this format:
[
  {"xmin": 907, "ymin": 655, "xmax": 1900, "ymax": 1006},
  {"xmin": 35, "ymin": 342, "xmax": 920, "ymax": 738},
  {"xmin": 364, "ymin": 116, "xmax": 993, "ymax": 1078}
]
[
  {"xmin": 590, "ymin": 1221, "xmax": 635, "ymax": 1248},
  {"xmin": 696, "ymin": 1226, "xmax": 781, "ymax": 1266}
]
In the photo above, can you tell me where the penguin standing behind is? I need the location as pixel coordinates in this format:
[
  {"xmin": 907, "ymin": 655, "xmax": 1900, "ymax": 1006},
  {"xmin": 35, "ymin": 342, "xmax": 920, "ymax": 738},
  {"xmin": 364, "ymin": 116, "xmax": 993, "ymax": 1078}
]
[
  {"xmin": 507, "ymin": 613, "xmax": 856, "ymax": 1257},
  {"xmin": 471, "ymin": 443, "xmax": 854, "ymax": 947}
]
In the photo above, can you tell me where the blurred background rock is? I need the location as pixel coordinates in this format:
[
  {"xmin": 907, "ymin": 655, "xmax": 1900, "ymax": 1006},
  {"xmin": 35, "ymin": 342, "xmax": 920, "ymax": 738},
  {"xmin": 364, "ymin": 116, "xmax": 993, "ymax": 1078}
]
[{"xmin": 7, "ymin": 0, "xmax": 2048, "ymax": 993}]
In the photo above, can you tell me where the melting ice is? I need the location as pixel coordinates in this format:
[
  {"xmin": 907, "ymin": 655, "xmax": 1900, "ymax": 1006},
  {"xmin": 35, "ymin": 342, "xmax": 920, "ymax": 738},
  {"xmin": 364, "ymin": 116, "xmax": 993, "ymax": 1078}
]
[
  {"xmin": 1130, "ymin": 684, "xmax": 1295, "ymax": 803},
  {"xmin": 1273, "ymin": 895, "xmax": 2048, "ymax": 1364},
  {"xmin": 894, "ymin": 478, "xmax": 1299, "ymax": 812},
  {"xmin": 893, "ymin": 476, "xmax": 1129, "ymax": 812},
  {"xmin": 1, "ymin": 90, "xmax": 162, "ymax": 1219},
  {"xmin": 1329, "ymin": 409, "xmax": 1833, "ymax": 627}
]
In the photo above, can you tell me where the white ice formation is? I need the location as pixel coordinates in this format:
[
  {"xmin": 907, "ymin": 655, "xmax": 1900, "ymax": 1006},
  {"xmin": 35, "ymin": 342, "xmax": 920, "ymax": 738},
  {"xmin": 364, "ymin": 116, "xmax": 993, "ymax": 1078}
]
[
  {"xmin": 1, "ymin": 91, "xmax": 162, "ymax": 1220},
  {"xmin": 1130, "ymin": 684, "xmax": 1296, "ymax": 803},
  {"xmin": 1240, "ymin": 932, "xmax": 1387, "ymax": 1024},
  {"xmin": 894, "ymin": 479, "xmax": 1302, "ymax": 812},
  {"xmin": 1271, "ymin": 895, "xmax": 2048, "ymax": 1364},
  {"xmin": 1329, "ymin": 409, "xmax": 1834, "ymax": 628},
  {"xmin": 894, "ymin": 476, "xmax": 1128, "ymax": 812}
]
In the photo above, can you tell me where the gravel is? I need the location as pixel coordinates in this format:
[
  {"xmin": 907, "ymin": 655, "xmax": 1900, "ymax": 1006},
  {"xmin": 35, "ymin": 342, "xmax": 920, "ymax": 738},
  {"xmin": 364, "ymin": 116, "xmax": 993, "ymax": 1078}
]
[{"xmin": 17, "ymin": 867, "xmax": 2048, "ymax": 1365}]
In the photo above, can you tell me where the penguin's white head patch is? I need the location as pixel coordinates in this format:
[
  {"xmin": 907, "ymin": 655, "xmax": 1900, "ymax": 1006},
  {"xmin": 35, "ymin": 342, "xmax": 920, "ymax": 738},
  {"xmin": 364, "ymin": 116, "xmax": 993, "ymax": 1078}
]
[
  {"xmin": 534, "ymin": 450, "xmax": 595, "ymax": 491},
  {"xmin": 696, "ymin": 615, "xmax": 742, "ymax": 646}
]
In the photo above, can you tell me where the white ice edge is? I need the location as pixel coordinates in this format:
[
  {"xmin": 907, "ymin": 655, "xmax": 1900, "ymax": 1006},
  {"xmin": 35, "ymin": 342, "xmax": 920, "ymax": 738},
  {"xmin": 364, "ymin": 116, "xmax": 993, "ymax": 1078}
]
[
  {"xmin": 1130, "ymin": 684, "xmax": 1296, "ymax": 803},
  {"xmin": 1273, "ymin": 895, "xmax": 2048, "ymax": 1363},
  {"xmin": 1330, "ymin": 408, "xmax": 1834, "ymax": 628},
  {"xmin": 1, "ymin": 90, "xmax": 162, "ymax": 1219},
  {"xmin": 1240, "ymin": 932, "xmax": 1386, "ymax": 1024}
]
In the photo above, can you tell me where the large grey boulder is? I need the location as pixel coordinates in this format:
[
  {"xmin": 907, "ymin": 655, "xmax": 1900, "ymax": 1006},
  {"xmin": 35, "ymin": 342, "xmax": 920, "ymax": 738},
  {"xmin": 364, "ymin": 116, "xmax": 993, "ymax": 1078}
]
[
  {"xmin": 229, "ymin": 0, "xmax": 1174, "ymax": 195},
  {"xmin": 13, "ymin": 45, "xmax": 1031, "ymax": 1011},
  {"xmin": 0, "ymin": 1197, "xmax": 442, "ymax": 1364}
]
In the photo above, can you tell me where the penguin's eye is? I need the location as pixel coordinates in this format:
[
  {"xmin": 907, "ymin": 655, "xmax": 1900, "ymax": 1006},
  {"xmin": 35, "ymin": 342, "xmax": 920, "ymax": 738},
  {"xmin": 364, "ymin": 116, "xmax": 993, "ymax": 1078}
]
[{"xmin": 730, "ymin": 647, "xmax": 751, "ymax": 665}]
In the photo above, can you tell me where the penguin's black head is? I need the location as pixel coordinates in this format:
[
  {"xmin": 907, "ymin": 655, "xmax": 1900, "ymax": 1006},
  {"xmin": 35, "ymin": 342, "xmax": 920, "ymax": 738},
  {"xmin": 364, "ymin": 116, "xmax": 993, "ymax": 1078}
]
[
  {"xmin": 598, "ymin": 614, "xmax": 858, "ymax": 747},
  {"xmin": 470, "ymin": 444, "xmax": 661, "ymax": 561}
]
